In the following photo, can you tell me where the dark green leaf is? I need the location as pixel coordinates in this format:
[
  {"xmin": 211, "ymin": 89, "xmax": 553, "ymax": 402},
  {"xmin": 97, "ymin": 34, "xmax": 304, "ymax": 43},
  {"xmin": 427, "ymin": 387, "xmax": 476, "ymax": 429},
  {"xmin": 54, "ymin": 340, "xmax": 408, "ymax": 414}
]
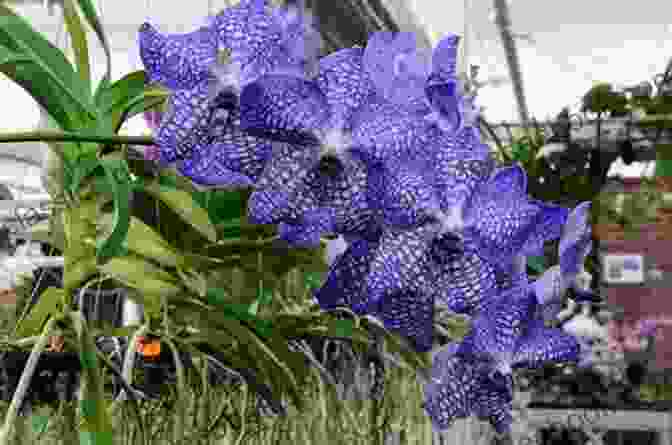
[
  {"xmin": 96, "ymin": 159, "xmax": 132, "ymax": 261},
  {"xmin": 0, "ymin": 5, "xmax": 95, "ymax": 122}
]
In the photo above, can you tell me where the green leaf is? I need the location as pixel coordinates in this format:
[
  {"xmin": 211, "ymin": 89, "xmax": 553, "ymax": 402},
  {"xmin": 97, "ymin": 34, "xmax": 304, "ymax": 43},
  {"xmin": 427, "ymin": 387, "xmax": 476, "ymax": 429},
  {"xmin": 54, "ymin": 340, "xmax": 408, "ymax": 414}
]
[
  {"xmin": 96, "ymin": 159, "xmax": 132, "ymax": 262},
  {"xmin": 0, "ymin": 5, "xmax": 95, "ymax": 124},
  {"xmin": 62, "ymin": 0, "xmax": 91, "ymax": 95},
  {"xmin": 14, "ymin": 287, "xmax": 63, "ymax": 338},
  {"xmin": 68, "ymin": 311, "xmax": 114, "ymax": 445},
  {"xmin": 74, "ymin": 0, "xmax": 111, "ymax": 90},
  {"xmin": 96, "ymin": 70, "xmax": 146, "ymax": 114},
  {"xmin": 144, "ymin": 183, "xmax": 217, "ymax": 243}
]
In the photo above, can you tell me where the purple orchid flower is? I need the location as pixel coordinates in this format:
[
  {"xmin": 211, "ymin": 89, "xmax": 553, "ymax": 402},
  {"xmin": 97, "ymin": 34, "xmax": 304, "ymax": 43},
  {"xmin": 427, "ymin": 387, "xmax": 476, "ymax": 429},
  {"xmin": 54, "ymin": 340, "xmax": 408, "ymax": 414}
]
[
  {"xmin": 362, "ymin": 31, "xmax": 432, "ymax": 108},
  {"xmin": 424, "ymin": 278, "xmax": 585, "ymax": 433},
  {"xmin": 533, "ymin": 201, "xmax": 592, "ymax": 314},
  {"xmin": 213, "ymin": 0, "xmax": 322, "ymax": 90},
  {"xmin": 240, "ymin": 47, "xmax": 379, "ymax": 229},
  {"xmin": 462, "ymin": 164, "xmax": 569, "ymax": 275},
  {"xmin": 314, "ymin": 228, "xmax": 436, "ymax": 352},
  {"xmin": 139, "ymin": 0, "xmax": 320, "ymax": 183},
  {"xmin": 138, "ymin": 22, "xmax": 218, "ymax": 91}
]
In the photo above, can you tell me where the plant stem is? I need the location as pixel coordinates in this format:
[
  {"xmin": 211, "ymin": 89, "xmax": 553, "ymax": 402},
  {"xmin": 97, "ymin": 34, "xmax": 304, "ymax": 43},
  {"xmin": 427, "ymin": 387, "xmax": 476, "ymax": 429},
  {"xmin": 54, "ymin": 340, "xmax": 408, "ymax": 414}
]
[{"xmin": 0, "ymin": 131, "xmax": 154, "ymax": 146}]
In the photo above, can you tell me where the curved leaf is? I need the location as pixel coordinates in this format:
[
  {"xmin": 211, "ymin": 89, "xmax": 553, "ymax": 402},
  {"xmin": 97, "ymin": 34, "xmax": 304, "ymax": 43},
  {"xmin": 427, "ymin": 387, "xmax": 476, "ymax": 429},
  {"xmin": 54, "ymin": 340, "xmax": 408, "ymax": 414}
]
[
  {"xmin": 144, "ymin": 182, "xmax": 217, "ymax": 243},
  {"xmin": 0, "ymin": 5, "xmax": 95, "ymax": 123},
  {"xmin": 95, "ymin": 70, "xmax": 146, "ymax": 113},
  {"xmin": 14, "ymin": 287, "xmax": 64, "ymax": 338},
  {"xmin": 96, "ymin": 159, "xmax": 132, "ymax": 262}
]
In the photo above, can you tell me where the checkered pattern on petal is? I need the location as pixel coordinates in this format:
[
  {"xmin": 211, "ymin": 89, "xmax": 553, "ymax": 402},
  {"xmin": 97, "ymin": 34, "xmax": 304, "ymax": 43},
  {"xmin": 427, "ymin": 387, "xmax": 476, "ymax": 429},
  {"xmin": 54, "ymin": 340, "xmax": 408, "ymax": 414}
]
[
  {"xmin": 139, "ymin": 22, "xmax": 218, "ymax": 90},
  {"xmin": 350, "ymin": 97, "xmax": 436, "ymax": 163},
  {"xmin": 512, "ymin": 319, "xmax": 581, "ymax": 369},
  {"xmin": 559, "ymin": 201, "xmax": 592, "ymax": 280},
  {"xmin": 314, "ymin": 237, "xmax": 380, "ymax": 312},
  {"xmin": 277, "ymin": 208, "xmax": 335, "ymax": 248},
  {"xmin": 423, "ymin": 355, "xmax": 478, "ymax": 431},
  {"xmin": 377, "ymin": 288, "xmax": 434, "ymax": 352},
  {"xmin": 458, "ymin": 284, "xmax": 534, "ymax": 365},
  {"xmin": 239, "ymin": 74, "xmax": 330, "ymax": 145},
  {"xmin": 464, "ymin": 165, "xmax": 566, "ymax": 269},
  {"xmin": 364, "ymin": 225, "xmax": 437, "ymax": 314},
  {"xmin": 247, "ymin": 142, "xmax": 321, "ymax": 224},
  {"xmin": 432, "ymin": 142, "xmax": 496, "ymax": 213},
  {"xmin": 315, "ymin": 47, "xmax": 377, "ymax": 129},
  {"xmin": 473, "ymin": 382, "xmax": 514, "ymax": 434},
  {"xmin": 316, "ymin": 153, "xmax": 379, "ymax": 236},
  {"xmin": 371, "ymin": 158, "xmax": 442, "ymax": 229},
  {"xmin": 432, "ymin": 242, "xmax": 500, "ymax": 316},
  {"xmin": 155, "ymin": 81, "xmax": 215, "ymax": 162}
]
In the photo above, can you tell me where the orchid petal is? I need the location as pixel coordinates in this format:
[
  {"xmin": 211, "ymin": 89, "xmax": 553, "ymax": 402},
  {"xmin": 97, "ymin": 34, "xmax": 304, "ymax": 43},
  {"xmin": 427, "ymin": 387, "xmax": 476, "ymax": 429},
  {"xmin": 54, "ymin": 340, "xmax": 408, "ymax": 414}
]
[
  {"xmin": 364, "ymin": 225, "xmax": 437, "ymax": 314},
  {"xmin": 154, "ymin": 81, "xmax": 215, "ymax": 162},
  {"xmin": 240, "ymin": 74, "xmax": 330, "ymax": 145},
  {"xmin": 314, "ymin": 237, "xmax": 380, "ymax": 311},
  {"xmin": 513, "ymin": 321, "xmax": 581, "ymax": 369},
  {"xmin": 315, "ymin": 47, "xmax": 376, "ymax": 129},
  {"xmin": 247, "ymin": 142, "xmax": 321, "ymax": 224},
  {"xmin": 559, "ymin": 201, "xmax": 593, "ymax": 280},
  {"xmin": 139, "ymin": 22, "xmax": 218, "ymax": 90}
]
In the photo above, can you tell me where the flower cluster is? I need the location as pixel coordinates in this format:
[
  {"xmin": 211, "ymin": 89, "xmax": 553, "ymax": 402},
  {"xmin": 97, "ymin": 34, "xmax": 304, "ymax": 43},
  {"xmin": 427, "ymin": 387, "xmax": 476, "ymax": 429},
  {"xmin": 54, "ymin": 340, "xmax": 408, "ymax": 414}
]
[{"xmin": 138, "ymin": 0, "xmax": 593, "ymax": 434}]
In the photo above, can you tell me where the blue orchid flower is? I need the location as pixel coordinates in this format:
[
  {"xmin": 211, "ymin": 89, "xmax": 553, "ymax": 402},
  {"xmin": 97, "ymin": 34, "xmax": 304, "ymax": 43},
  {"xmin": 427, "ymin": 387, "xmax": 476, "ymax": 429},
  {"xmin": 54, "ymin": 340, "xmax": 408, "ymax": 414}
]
[
  {"xmin": 240, "ymin": 47, "xmax": 379, "ymax": 230},
  {"xmin": 424, "ymin": 279, "xmax": 586, "ymax": 433},
  {"xmin": 139, "ymin": 21, "xmax": 218, "ymax": 91},
  {"xmin": 532, "ymin": 201, "xmax": 593, "ymax": 316},
  {"xmin": 462, "ymin": 164, "xmax": 569, "ymax": 275},
  {"xmin": 140, "ymin": 0, "xmax": 320, "ymax": 181},
  {"xmin": 314, "ymin": 229, "xmax": 437, "ymax": 352},
  {"xmin": 362, "ymin": 31, "xmax": 432, "ymax": 108}
]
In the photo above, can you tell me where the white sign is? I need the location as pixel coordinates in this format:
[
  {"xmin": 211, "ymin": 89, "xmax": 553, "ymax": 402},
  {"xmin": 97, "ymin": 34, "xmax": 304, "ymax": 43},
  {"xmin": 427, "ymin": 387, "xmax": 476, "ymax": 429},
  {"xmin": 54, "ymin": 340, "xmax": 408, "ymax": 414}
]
[{"xmin": 603, "ymin": 254, "xmax": 644, "ymax": 284}]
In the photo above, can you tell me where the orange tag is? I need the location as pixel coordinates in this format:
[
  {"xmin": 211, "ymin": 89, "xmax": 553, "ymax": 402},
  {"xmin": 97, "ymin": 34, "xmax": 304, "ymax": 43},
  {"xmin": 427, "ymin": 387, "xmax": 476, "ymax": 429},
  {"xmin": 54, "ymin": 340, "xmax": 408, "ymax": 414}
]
[{"xmin": 138, "ymin": 339, "xmax": 161, "ymax": 358}]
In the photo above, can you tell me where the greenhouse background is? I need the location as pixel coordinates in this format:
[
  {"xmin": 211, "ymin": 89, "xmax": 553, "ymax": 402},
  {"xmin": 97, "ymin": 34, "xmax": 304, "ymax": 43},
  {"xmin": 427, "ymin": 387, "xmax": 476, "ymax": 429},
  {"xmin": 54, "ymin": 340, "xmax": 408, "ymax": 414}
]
[{"xmin": 0, "ymin": 0, "xmax": 671, "ymax": 444}]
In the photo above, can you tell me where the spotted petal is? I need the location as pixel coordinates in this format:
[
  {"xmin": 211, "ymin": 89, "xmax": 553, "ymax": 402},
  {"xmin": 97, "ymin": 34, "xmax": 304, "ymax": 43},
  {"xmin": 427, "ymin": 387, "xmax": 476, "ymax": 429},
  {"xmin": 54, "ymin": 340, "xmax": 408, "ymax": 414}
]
[
  {"xmin": 512, "ymin": 319, "xmax": 581, "ymax": 369},
  {"xmin": 138, "ymin": 22, "xmax": 218, "ymax": 90},
  {"xmin": 350, "ymin": 97, "xmax": 436, "ymax": 163},
  {"xmin": 364, "ymin": 32, "xmax": 431, "ymax": 107},
  {"xmin": 247, "ymin": 142, "xmax": 321, "ymax": 224},
  {"xmin": 369, "ymin": 158, "xmax": 442, "ymax": 229},
  {"xmin": 277, "ymin": 207, "xmax": 336, "ymax": 248},
  {"xmin": 314, "ymin": 237, "xmax": 380, "ymax": 311},
  {"xmin": 155, "ymin": 81, "xmax": 215, "ymax": 162},
  {"xmin": 423, "ymin": 355, "xmax": 478, "ymax": 431},
  {"xmin": 473, "ymin": 381, "xmax": 514, "ymax": 434},
  {"xmin": 559, "ymin": 201, "xmax": 592, "ymax": 280},
  {"xmin": 377, "ymin": 289, "xmax": 434, "ymax": 352},
  {"xmin": 364, "ymin": 224, "xmax": 438, "ymax": 314},
  {"xmin": 315, "ymin": 47, "xmax": 377, "ymax": 129},
  {"xmin": 431, "ymin": 140, "xmax": 496, "ymax": 213},
  {"xmin": 316, "ymin": 152, "xmax": 379, "ymax": 237},
  {"xmin": 458, "ymin": 284, "xmax": 534, "ymax": 365},
  {"xmin": 239, "ymin": 74, "xmax": 330, "ymax": 145},
  {"xmin": 433, "ymin": 242, "xmax": 500, "ymax": 316},
  {"xmin": 178, "ymin": 113, "xmax": 274, "ymax": 187},
  {"xmin": 214, "ymin": 0, "xmax": 319, "ymax": 86},
  {"xmin": 464, "ymin": 165, "xmax": 567, "ymax": 270}
]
